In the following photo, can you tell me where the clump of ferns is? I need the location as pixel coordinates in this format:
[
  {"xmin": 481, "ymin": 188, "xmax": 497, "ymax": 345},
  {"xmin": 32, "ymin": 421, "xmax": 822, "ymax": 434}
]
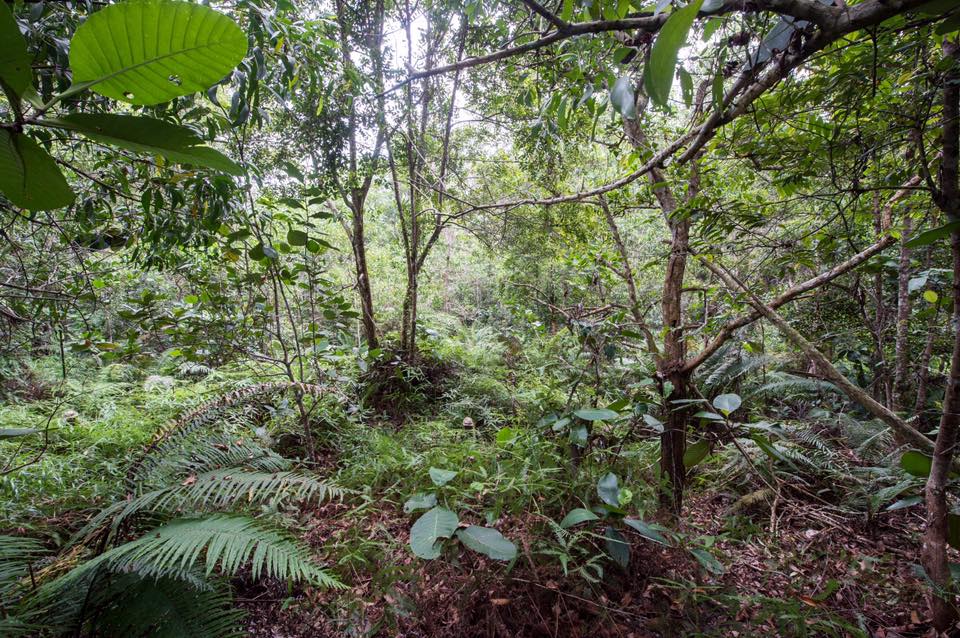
[
  {"xmin": 4, "ymin": 386, "xmax": 348, "ymax": 637},
  {"xmin": 696, "ymin": 341, "xmax": 778, "ymax": 399},
  {"xmin": 717, "ymin": 419, "xmax": 873, "ymax": 512}
]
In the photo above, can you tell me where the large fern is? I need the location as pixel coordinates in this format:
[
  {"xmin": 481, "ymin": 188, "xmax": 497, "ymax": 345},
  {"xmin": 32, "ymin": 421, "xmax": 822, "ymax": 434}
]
[
  {"xmin": 51, "ymin": 515, "xmax": 341, "ymax": 590},
  {"xmin": 34, "ymin": 570, "xmax": 243, "ymax": 638},
  {"xmin": 128, "ymin": 381, "xmax": 340, "ymax": 488},
  {"xmin": 751, "ymin": 372, "xmax": 840, "ymax": 398},
  {"xmin": 11, "ymin": 382, "xmax": 349, "ymax": 637},
  {"xmin": 0, "ymin": 535, "xmax": 45, "ymax": 596},
  {"xmin": 95, "ymin": 575, "xmax": 244, "ymax": 638},
  {"xmin": 83, "ymin": 468, "xmax": 342, "ymax": 539},
  {"xmin": 0, "ymin": 535, "xmax": 47, "ymax": 636}
]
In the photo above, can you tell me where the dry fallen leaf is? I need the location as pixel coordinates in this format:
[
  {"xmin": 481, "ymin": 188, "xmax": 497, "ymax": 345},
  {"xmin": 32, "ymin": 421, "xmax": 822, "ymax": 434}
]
[{"xmin": 182, "ymin": 475, "xmax": 197, "ymax": 486}]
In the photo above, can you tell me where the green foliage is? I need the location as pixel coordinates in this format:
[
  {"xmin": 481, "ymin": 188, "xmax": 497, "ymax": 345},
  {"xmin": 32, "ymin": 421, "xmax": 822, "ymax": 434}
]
[
  {"xmin": 644, "ymin": 0, "xmax": 705, "ymax": 107},
  {"xmin": 0, "ymin": 1, "xmax": 31, "ymax": 95},
  {"xmin": 0, "ymin": 129, "xmax": 75, "ymax": 210},
  {"xmin": 69, "ymin": 0, "xmax": 247, "ymax": 105},
  {"xmin": 50, "ymin": 515, "xmax": 341, "ymax": 589},
  {"xmin": 46, "ymin": 114, "xmax": 242, "ymax": 174},
  {"xmin": 409, "ymin": 506, "xmax": 459, "ymax": 559}
]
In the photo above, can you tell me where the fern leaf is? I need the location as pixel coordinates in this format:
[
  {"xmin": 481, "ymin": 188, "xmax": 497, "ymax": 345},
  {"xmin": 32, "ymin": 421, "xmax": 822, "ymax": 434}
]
[
  {"xmin": 0, "ymin": 535, "xmax": 46, "ymax": 597},
  {"xmin": 56, "ymin": 515, "xmax": 342, "ymax": 590},
  {"xmin": 96, "ymin": 574, "xmax": 245, "ymax": 638},
  {"xmin": 105, "ymin": 470, "xmax": 344, "ymax": 531}
]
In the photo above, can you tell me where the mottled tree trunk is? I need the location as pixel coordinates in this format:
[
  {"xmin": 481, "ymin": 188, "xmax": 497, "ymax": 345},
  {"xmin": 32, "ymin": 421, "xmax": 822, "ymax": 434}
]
[
  {"xmin": 892, "ymin": 216, "xmax": 912, "ymax": 417},
  {"xmin": 923, "ymin": 38, "xmax": 960, "ymax": 633},
  {"xmin": 658, "ymin": 216, "xmax": 691, "ymax": 515},
  {"xmin": 351, "ymin": 203, "xmax": 379, "ymax": 351}
]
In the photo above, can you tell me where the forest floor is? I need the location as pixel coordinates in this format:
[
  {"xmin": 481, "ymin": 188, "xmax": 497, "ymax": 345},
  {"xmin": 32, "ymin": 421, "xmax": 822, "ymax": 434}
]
[
  {"xmin": 239, "ymin": 492, "xmax": 930, "ymax": 638},
  {"xmin": 0, "ymin": 351, "xmax": 944, "ymax": 638}
]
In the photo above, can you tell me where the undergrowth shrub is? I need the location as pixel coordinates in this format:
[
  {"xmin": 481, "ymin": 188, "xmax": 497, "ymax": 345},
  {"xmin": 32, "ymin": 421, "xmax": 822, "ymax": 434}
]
[{"xmin": 2, "ymin": 382, "xmax": 346, "ymax": 637}]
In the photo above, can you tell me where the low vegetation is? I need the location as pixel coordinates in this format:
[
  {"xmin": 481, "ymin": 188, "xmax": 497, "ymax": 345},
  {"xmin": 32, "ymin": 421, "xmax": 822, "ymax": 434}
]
[{"xmin": 2, "ymin": 0, "xmax": 960, "ymax": 635}]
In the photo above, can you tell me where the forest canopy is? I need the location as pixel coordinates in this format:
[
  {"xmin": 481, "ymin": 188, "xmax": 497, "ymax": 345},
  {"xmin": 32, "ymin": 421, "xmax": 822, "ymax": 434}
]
[{"xmin": 2, "ymin": 0, "xmax": 960, "ymax": 635}]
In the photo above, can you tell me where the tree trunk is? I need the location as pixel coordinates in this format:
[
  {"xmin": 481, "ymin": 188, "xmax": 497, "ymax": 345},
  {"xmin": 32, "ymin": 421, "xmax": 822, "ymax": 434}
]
[
  {"xmin": 923, "ymin": 231, "xmax": 960, "ymax": 632},
  {"xmin": 923, "ymin": 37, "xmax": 960, "ymax": 634},
  {"xmin": 659, "ymin": 216, "xmax": 690, "ymax": 515},
  {"xmin": 871, "ymin": 192, "xmax": 892, "ymax": 405},
  {"xmin": 892, "ymin": 216, "xmax": 913, "ymax": 416},
  {"xmin": 351, "ymin": 206, "xmax": 379, "ymax": 350}
]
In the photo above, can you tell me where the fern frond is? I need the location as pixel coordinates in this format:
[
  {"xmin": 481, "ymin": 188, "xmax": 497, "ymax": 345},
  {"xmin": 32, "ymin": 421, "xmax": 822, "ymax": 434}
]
[
  {"xmin": 128, "ymin": 381, "xmax": 340, "ymax": 488},
  {"xmin": 175, "ymin": 436, "xmax": 291, "ymax": 475},
  {"xmin": 56, "ymin": 515, "xmax": 342, "ymax": 591},
  {"xmin": 103, "ymin": 470, "xmax": 343, "ymax": 532},
  {"xmin": 31, "ymin": 568, "xmax": 235, "ymax": 637},
  {"xmin": 701, "ymin": 350, "xmax": 741, "ymax": 393},
  {"xmin": 95, "ymin": 574, "xmax": 244, "ymax": 638},
  {"xmin": 0, "ymin": 535, "xmax": 46, "ymax": 597},
  {"xmin": 0, "ymin": 617, "xmax": 36, "ymax": 637},
  {"xmin": 752, "ymin": 374, "xmax": 840, "ymax": 398}
]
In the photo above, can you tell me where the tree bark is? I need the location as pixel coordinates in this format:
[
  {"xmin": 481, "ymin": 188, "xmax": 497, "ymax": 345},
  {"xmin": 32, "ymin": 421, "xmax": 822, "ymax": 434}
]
[
  {"xmin": 700, "ymin": 257, "xmax": 939, "ymax": 455},
  {"xmin": 923, "ymin": 37, "xmax": 960, "ymax": 633},
  {"xmin": 892, "ymin": 216, "xmax": 913, "ymax": 416},
  {"xmin": 923, "ymin": 230, "xmax": 960, "ymax": 632},
  {"xmin": 351, "ymin": 204, "xmax": 379, "ymax": 351}
]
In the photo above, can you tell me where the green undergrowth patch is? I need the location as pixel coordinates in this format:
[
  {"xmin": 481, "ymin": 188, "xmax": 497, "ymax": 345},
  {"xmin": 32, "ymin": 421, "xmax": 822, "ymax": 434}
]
[{"xmin": 0, "ymin": 355, "xmax": 264, "ymax": 529}]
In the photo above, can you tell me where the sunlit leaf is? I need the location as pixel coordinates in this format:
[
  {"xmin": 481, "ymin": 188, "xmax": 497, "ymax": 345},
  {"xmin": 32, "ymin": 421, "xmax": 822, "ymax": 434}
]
[{"xmin": 69, "ymin": 0, "xmax": 248, "ymax": 105}]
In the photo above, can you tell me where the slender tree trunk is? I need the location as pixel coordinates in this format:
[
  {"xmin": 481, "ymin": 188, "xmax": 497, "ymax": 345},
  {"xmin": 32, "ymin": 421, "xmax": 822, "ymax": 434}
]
[
  {"xmin": 892, "ymin": 216, "xmax": 913, "ymax": 416},
  {"xmin": 871, "ymin": 192, "xmax": 892, "ymax": 405},
  {"xmin": 924, "ymin": 231, "xmax": 960, "ymax": 632},
  {"xmin": 622, "ymin": 88, "xmax": 692, "ymax": 514},
  {"xmin": 659, "ymin": 216, "xmax": 691, "ymax": 515},
  {"xmin": 914, "ymin": 260, "xmax": 939, "ymax": 420},
  {"xmin": 923, "ymin": 38, "xmax": 960, "ymax": 633},
  {"xmin": 351, "ymin": 203, "xmax": 379, "ymax": 350}
]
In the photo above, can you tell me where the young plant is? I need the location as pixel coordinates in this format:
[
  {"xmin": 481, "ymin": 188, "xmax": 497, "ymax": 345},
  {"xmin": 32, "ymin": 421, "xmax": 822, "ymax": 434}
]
[{"xmin": 404, "ymin": 466, "xmax": 517, "ymax": 562}]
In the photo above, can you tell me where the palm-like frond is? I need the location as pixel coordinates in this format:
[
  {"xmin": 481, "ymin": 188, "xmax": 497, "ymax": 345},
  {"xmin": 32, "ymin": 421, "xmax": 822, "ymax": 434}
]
[
  {"xmin": 92, "ymin": 469, "xmax": 344, "ymax": 535},
  {"xmin": 0, "ymin": 535, "xmax": 45, "ymax": 596},
  {"xmin": 32, "ymin": 569, "xmax": 240, "ymax": 637},
  {"xmin": 55, "ymin": 515, "xmax": 342, "ymax": 590},
  {"xmin": 128, "ymin": 381, "xmax": 339, "ymax": 488},
  {"xmin": 751, "ymin": 373, "xmax": 839, "ymax": 398},
  {"xmin": 173, "ymin": 436, "xmax": 291, "ymax": 475},
  {"xmin": 95, "ymin": 574, "xmax": 244, "ymax": 638}
]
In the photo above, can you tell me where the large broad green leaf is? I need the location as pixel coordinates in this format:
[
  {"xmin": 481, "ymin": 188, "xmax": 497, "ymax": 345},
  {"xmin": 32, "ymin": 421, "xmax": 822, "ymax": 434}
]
[
  {"xmin": 559, "ymin": 508, "xmax": 599, "ymax": 529},
  {"xmin": 712, "ymin": 393, "xmax": 741, "ymax": 415},
  {"xmin": 0, "ymin": 130, "xmax": 75, "ymax": 210},
  {"xmin": 409, "ymin": 506, "xmax": 458, "ymax": 559},
  {"xmin": 690, "ymin": 547, "xmax": 725, "ymax": 574},
  {"xmin": 900, "ymin": 450, "xmax": 933, "ymax": 478},
  {"xmin": 43, "ymin": 113, "xmax": 242, "ymax": 174},
  {"xmin": 428, "ymin": 467, "xmax": 458, "ymax": 486},
  {"xmin": 574, "ymin": 407, "xmax": 619, "ymax": 421},
  {"xmin": 644, "ymin": 0, "xmax": 704, "ymax": 108},
  {"xmin": 597, "ymin": 472, "xmax": 620, "ymax": 506},
  {"xmin": 69, "ymin": 0, "xmax": 248, "ymax": 105},
  {"xmin": 0, "ymin": 1, "xmax": 32, "ymax": 95},
  {"xmin": 905, "ymin": 221, "xmax": 960, "ymax": 248},
  {"xmin": 403, "ymin": 492, "xmax": 437, "ymax": 514},
  {"xmin": 0, "ymin": 428, "xmax": 39, "ymax": 438},
  {"xmin": 456, "ymin": 526, "xmax": 517, "ymax": 561},
  {"xmin": 609, "ymin": 76, "xmax": 636, "ymax": 120},
  {"xmin": 604, "ymin": 526, "xmax": 629, "ymax": 568},
  {"xmin": 623, "ymin": 518, "xmax": 669, "ymax": 545},
  {"xmin": 683, "ymin": 439, "xmax": 710, "ymax": 469}
]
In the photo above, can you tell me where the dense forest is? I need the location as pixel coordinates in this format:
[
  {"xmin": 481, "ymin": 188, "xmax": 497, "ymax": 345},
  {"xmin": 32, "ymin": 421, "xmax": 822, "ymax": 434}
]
[{"xmin": 1, "ymin": 0, "xmax": 959, "ymax": 635}]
